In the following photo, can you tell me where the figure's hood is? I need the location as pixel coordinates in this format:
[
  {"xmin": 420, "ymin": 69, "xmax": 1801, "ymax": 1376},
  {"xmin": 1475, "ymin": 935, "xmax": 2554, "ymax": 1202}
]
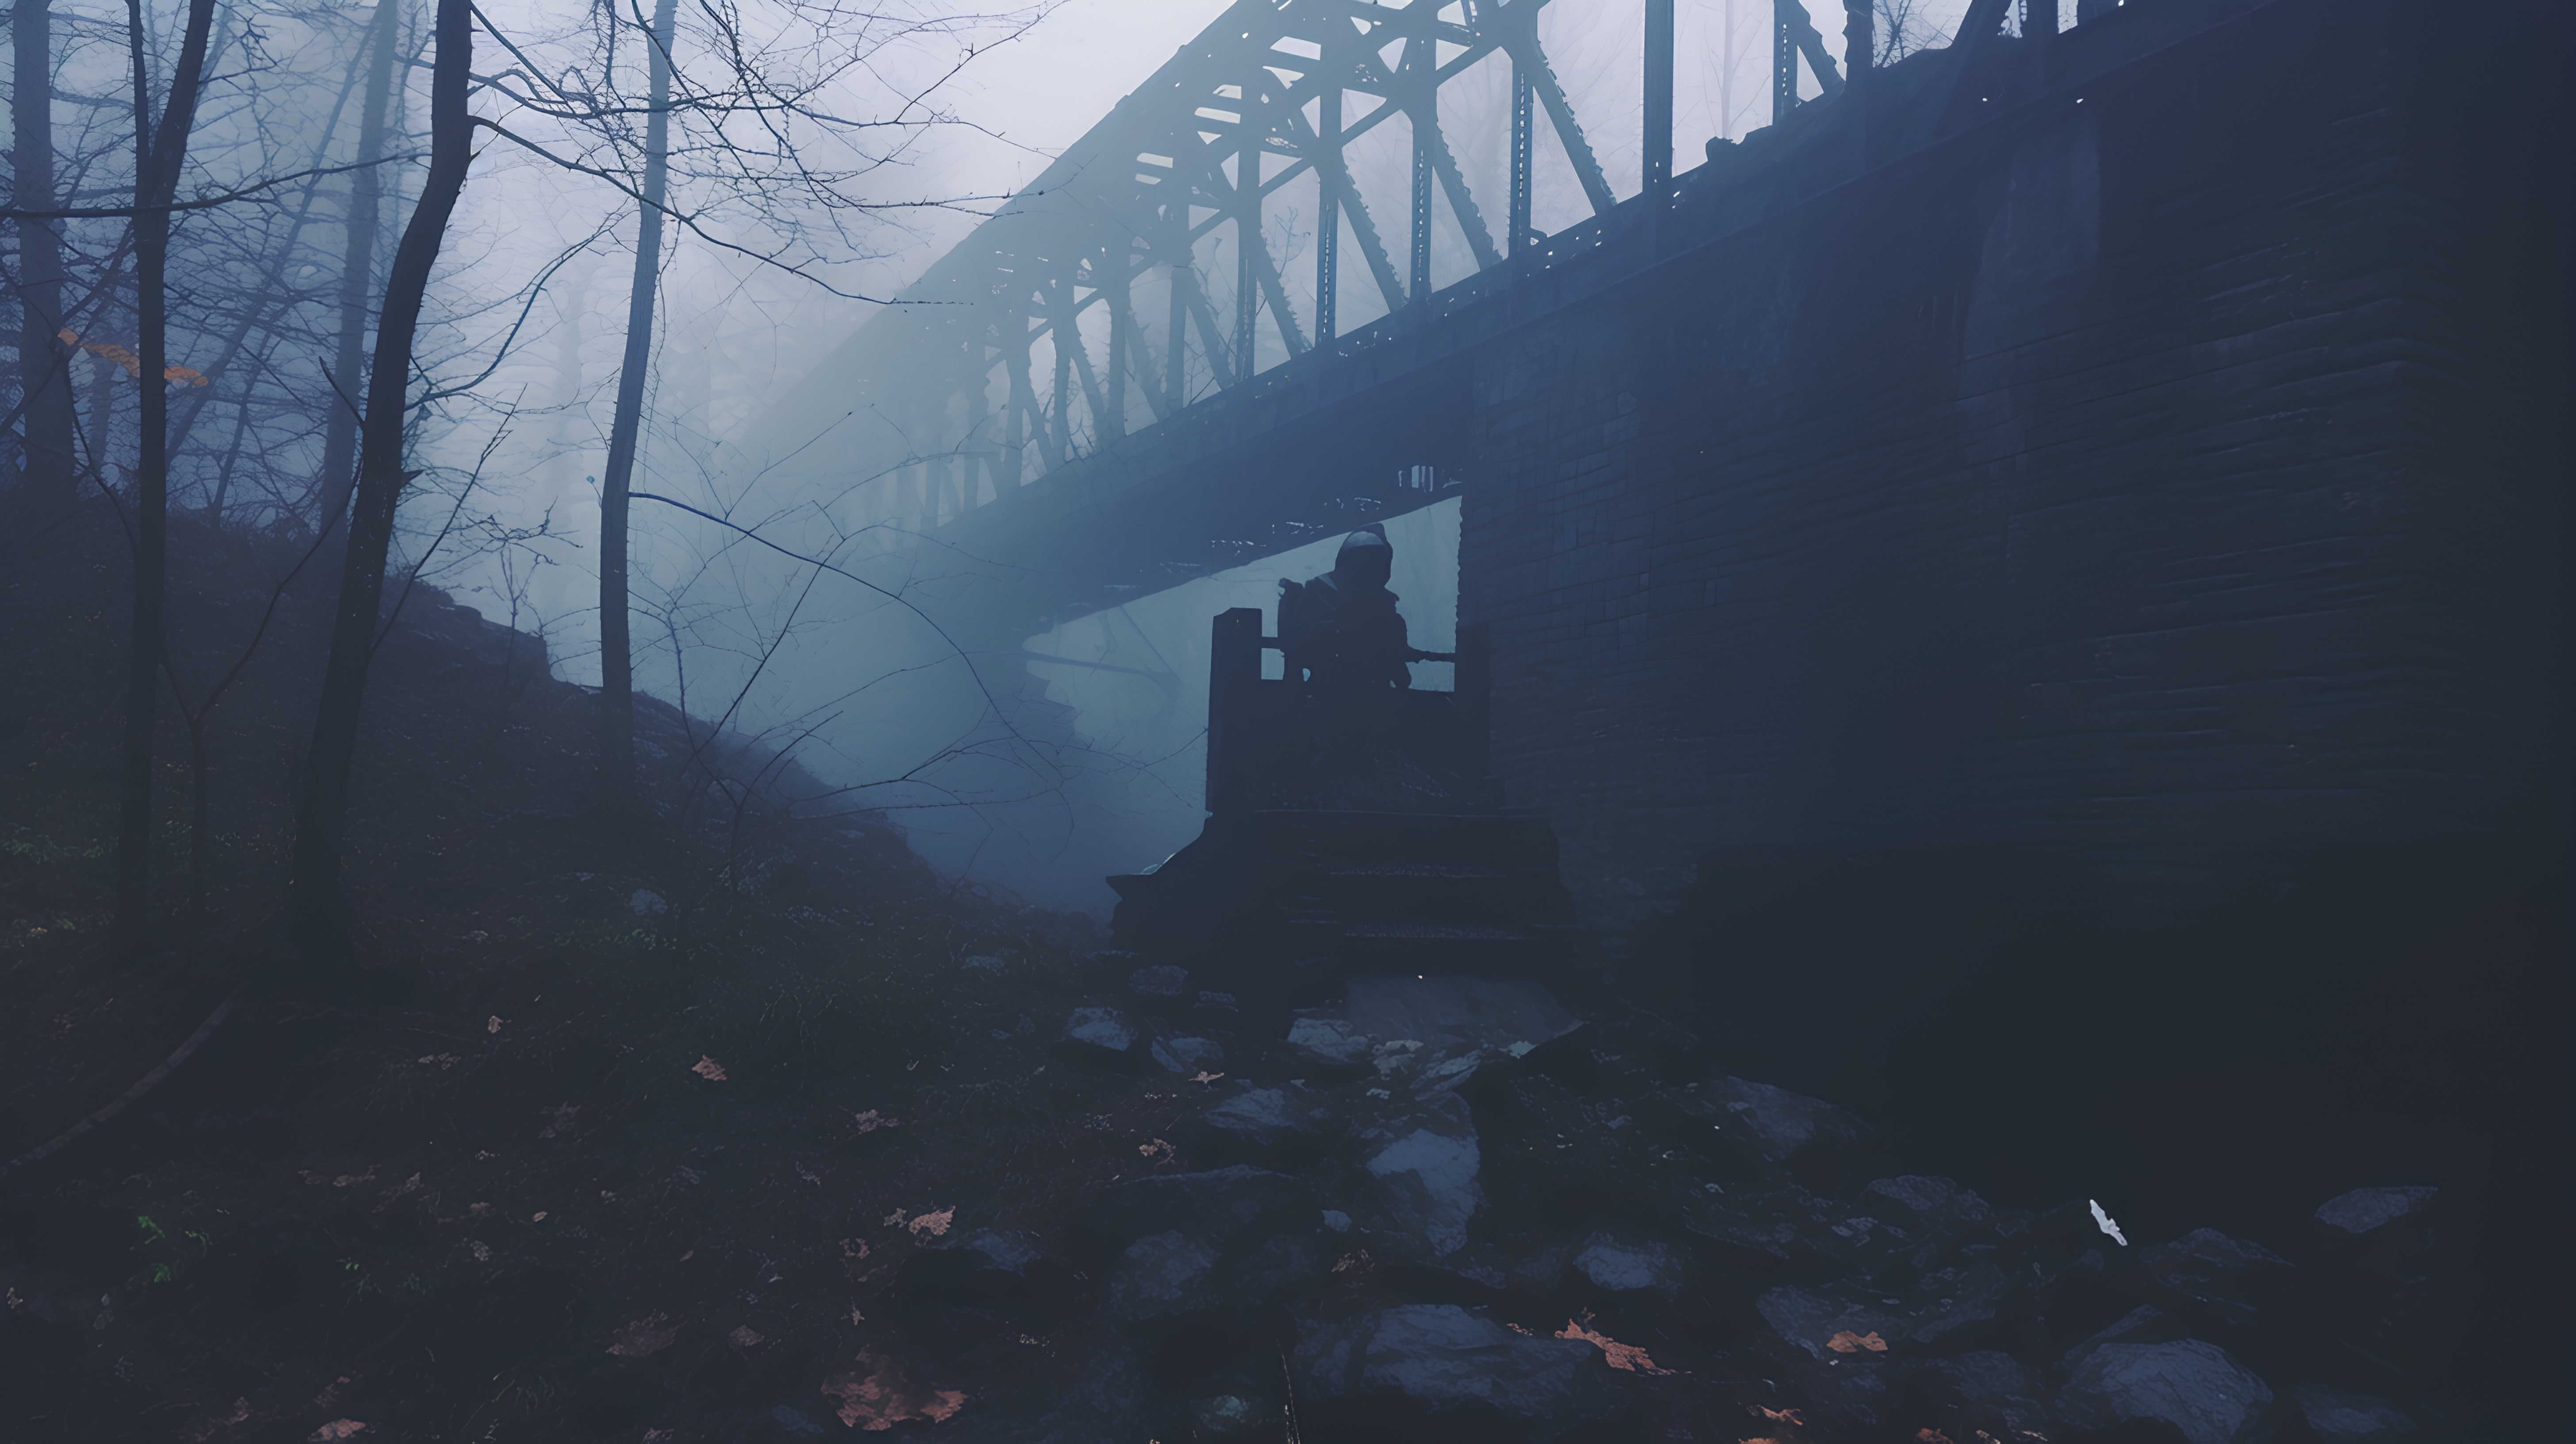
[{"xmin": 1335, "ymin": 524, "xmax": 1392, "ymax": 566}]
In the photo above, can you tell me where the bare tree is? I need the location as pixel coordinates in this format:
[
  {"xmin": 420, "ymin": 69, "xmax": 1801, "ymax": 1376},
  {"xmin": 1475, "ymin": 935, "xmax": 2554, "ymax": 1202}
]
[
  {"xmin": 12, "ymin": 0, "xmax": 80, "ymax": 504},
  {"xmin": 291, "ymin": 0, "xmax": 473, "ymax": 960},
  {"xmin": 111, "ymin": 0, "xmax": 221, "ymax": 940},
  {"xmin": 597, "ymin": 0, "xmax": 679, "ymax": 812}
]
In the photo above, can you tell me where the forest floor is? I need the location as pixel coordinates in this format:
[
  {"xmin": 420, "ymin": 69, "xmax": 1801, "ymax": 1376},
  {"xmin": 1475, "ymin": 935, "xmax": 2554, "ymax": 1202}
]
[{"xmin": 0, "ymin": 504, "xmax": 2552, "ymax": 1444}]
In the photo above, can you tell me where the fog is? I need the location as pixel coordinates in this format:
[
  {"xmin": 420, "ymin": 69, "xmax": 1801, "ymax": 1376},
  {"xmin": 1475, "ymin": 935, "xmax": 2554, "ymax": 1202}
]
[
  {"xmin": 22, "ymin": 0, "xmax": 1975, "ymax": 914},
  {"xmin": 427, "ymin": 0, "xmax": 1986, "ymax": 914}
]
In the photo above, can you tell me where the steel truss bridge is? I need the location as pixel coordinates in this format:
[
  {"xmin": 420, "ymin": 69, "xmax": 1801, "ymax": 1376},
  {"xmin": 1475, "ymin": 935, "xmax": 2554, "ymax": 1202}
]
[{"xmin": 736, "ymin": 0, "xmax": 2070, "ymax": 632}]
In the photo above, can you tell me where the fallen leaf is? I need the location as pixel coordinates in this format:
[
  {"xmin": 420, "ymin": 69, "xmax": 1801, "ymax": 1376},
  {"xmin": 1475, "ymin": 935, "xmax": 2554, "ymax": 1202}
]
[
  {"xmin": 852, "ymin": 1109, "xmax": 898, "ymax": 1133},
  {"xmin": 1137, "ymin": 1138, "xmax": 1176, "ymax": 1163},
  {"xmin": 728, "ymin": 1325, "xmax": 765, "ymax": 1348},
  {"xmin": 1919, "ymin": 1431, "xmax": 1957, "ymax": 1444},
  {"xmin": 1557, "ymin": 1319, "xmax": 1678, "ymax": 1375},
  {"xmin": 537, "ymin": 1104, "xmax": 581, "ymax": 1139},
  {"xmin": 607, "ymin": 1313, "xmax": 680, "ymax": 1358},
  {"xmin": 882, "ymin": 1208, "xmax": 908, "ymax": 1228},
  {"xmin": 849, "ymin": 1300, "xmax": 866, "ymax": 1324},
  {"xmin": 487, "ymin": 1016, "xmax": 506, "ymax": 1034},
  {"xmin": 1825, "ymin": 1329, "xmax": 1890, "ymax": 1354},
  {"xmin": 796, "ymin": 1164, "xmax": 822, "ymax": 1186},
  {"xmin": 820, "ymin": 1352, "xmax": 968, "ymax": 1431},
  {"xmin": 1188, "ymin": 1071, "xmax": 1224, "ymax": 1085},
  {"xmin": 372, "ymin": 1173, "xmax": 422, "ymax": 1213},
  {"xmin": 468, "ymin": 1241, "xmax": 491, "ymax": 1262},
  {"xmin": 308, "ymin": 1422, "xmax": 371, "ymax": 1442},
  {"xmin": 842, "ymin": 1238, "xmax": 872, "ymax": 1260},
  {"xmin": 532, "ymin": 1211, "xmax": 548, "ymax": 1222},
  {"xmin": 691, "ymin": 1055, "xmax": 728, "ymax": 1082},
  {"xmin": 417, "ymin": 1052, "xmax": 460, "ymax": 1069},
  {"xmin": 1751, "ymin": 1407, "xmax": 1806, "ymax": 1425},
  {"xmin": 907, "ymin": 1207, "xmax": 955, "ymax": 1240}
]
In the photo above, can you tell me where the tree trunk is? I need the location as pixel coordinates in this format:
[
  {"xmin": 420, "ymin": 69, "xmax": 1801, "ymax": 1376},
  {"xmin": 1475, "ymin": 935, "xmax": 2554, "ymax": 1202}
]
[
  {"xmin": 595, "ymin": 0, "xmax": 678, "ymax": 810},
  {"xmin": 290, "ymin": 0, "xmax": 474, "ymax": 961},
  {"xmin": 11, "ymin": 0, "xmax": 77, "ymax": 503},
  {"xmin": 111, "ymin": 0, "xmax": 219, "ymax": 941},
  {"xmin": 316, "ymin": 0, "xmax": 400, "ymax": 530}
]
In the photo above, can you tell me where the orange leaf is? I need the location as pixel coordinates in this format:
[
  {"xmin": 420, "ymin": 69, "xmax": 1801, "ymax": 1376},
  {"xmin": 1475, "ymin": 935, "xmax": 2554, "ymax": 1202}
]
[
  {"xmin": 607, "ymin": 1313, "xmax": 679, "ymax": 1358},
  {"xmin": 308, "ymin": 1424, "xmax": 371, "ymax": 1442},
  {"xmin": 1556, "ymin": 1319, "xmax": 1678, "ymax": 1375},
  {"xmin": 691, "ymin": 1055, "xmax": 728, "ymax": 1082},
  {"xmin": 1917, "ymin": 1431, "xmax": 1956, "ymax": 1444},
  {"xmin": 1751, "ymin": 1406, "xmax": 1806, "ymax": 1424},
  {"xmin": 1825, "ymin": 1329, "xmax": 1889, "ymax": 1353},
  {"xmin": 907, "ymin": 1207, "xmax": 954, "ymax": 1240},
  {"xmin": 820, "ymin": 1352, "xmax": 968, "ymax": 1430},
  {"xmin": 728, "ymin": 1325, "xmax": 765, "ymax": 1348},
  {"xmin": 851, "ymin": 1109, "xmax": 897, "ymax": 1133}
]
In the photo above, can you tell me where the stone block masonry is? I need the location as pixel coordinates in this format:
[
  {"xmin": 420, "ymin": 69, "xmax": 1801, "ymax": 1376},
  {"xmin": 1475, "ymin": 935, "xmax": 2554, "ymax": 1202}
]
[{"xmin": 1461, "ymin": 0, "xmax": 2568, "ymax": 915}]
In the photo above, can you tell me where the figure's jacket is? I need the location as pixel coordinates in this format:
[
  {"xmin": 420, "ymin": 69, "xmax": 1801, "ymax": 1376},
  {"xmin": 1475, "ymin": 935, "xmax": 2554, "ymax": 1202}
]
[{"xmin": 1281, "ymin": 571, "xmax": 1412, "ymax": 691}]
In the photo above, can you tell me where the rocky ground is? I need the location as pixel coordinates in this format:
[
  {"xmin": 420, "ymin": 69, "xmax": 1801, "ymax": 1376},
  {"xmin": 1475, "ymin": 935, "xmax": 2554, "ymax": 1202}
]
[{"xmin": 0, "ymin": 509, "xmax": 2489, "ymax": 1443}]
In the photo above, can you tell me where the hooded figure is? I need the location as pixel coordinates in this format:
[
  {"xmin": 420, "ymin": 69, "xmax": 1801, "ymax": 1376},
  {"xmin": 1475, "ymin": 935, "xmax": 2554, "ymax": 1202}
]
[{"xmin": 1280, "ymin": 524, "xmax": 1415, "ymax": 692}]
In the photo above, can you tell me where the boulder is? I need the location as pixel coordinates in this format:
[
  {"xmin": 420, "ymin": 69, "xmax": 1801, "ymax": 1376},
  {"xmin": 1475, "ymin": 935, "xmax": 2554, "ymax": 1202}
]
[
  {"xmin": 1149, "ymin": 1035, "xmax": 1225, "ymax": 1075},
  {"xmin": 1702, "ymin": 1076, "xmax": 1874, "ymax": 1175},
  {"xmin": 1080, "ymin": 1166, "xmax": 1315, "ymax": 1257},
  {"xmin": 1343, "ymin": 976, "xmax": 1578, "ymax": 1052},
  {"xmin": 2313, "ymin": 1187, "xmax": 2435, "ymax": 1236},
  {"xmin": 1187, "ymin": 1394, "xmax": 1266, "ymax": 1437},
  {"xmin": 1287, "ymin": 1016, "xmax": 1374, "ymax": 1070},
  {"xmin": 2057, "ymin": 1339, "xmax": 2276, "ymax": 1444},
  {"xmin": 1569, "ymin": 1234, "xmax": 1684, "ymax": 1298},
  {"xmin": 1058, "ymin": 1006, "xmax": 1144, "ymax": 1064},
  {"xmin": 897, "ymin": 1229, "xmax": 1070, "ymax": 1312},
  {"xmin": 1103, "ymin": 1230, "xmax": 1223, "ymax": 1321},
  {"xmin": 2140, "ymin": 1227, "xmax": 2297, "ymax": 1329},
  {"xmin": 1187, "ymin": 1085, "xmax": 1339, "ymax": 1167},
  {"xmin": 1360, "ymin": 1091, "xmax": 1484, "ymax": 1258},
  {"xmin": 1127, "ymin": 964, "xmax": 1189, "ymax": 999},
  {"xmin": 1293, "ymin": 1304, "xmax": 1622, "ymax": 1442},
  {"xmin": 1899, "ymin": 1351, "xmax": 2056, "ymax": 1440},
  {"xmin": 1858, "ymin": 1175, "xmax": 2000, "ymax": 1247},
  {"xmin": 2291, "ymin": 1383, "xmax": 2423, "ymax": 1443}
]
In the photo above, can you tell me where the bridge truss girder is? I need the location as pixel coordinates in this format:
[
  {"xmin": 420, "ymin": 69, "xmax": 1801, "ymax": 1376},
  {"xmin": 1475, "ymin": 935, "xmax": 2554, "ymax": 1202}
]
[{"xmin": 822, "ymin": 0, "xmax": 1640, "ymax": 537}]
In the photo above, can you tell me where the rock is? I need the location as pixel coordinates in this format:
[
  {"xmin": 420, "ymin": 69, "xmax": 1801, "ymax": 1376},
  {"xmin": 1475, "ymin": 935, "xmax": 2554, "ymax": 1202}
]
[
  {"xmin": 765, "ymin": 1403, "xmax": 830, "ymax": 1436},
  {"xmin": 898, "ymin": 1229, "xmax": 1069, "ymax": 1312},
  {"xmin": 1322, "ymin": 1210, "xmax": 1351, "ymax": 1233},
  {"xmin": 1193, "ymin": 990, "xmax": 1239, "ymax": 1015},
  {"xmin": 1361, "ymin": 1091, "xmax": 1483, "ymax": 1258},
  {"xmin": 1188, "ymin": 1086, "xmax": 1338, "ymax": 1166},
  {"xmin": 1081, "ymin": 1166, "xmax": 1316, "ymax": 1256},
  {"xmin": 1343, "ymin": 976, "xmax": 1578, "ymax": 1052},
  {"xmin": 2057, "ymin": 1339, "xmax": 2276, "ymax": 1444},
  {"xmin": 1449, "ymin": 1242, "xmax": 1571, "ymax": 1298},
  {"xmin": 1702, "ymin": 1076, "xmax": 1873, "ymax": 1174},
  {"xmin": 1293, "ymin": 1304, "xmax": 1622, "ymax": 1442},
  {"xmin": 2291, "ymin": 1383, "xmax": 2423, "ymax": 1442},
  {"xmin": 1058, "ymin": 1006, "xmax": 1143, "ymax": 1063},
  {"xmin": 1682, "ymin": 1180, "xmax": 1840, "ymax": 1266},
  {"xmin": 2314, "ymin": 1187, "xmax": 2435, "ymax": 1235},
  {"xmin": 1901, "ymin": 1351, "xmax": 2056, "ymax": 1440},
  {"xmin": 2140, "ymin": 1227, "xmax": 2297, "ymax": 1329},
  {"xmin": 1286, "ymin": 1016, "xmax": 1373, "ymax": 1069},
  {"xmin": 1149, "ymin": 1035, "xmax": 1225, "ymax": 1075},
  {"xmin": 1858, "ymin": 1175, "xmax": 1998, "ymax": 1243},
  {"xmin": 1188, "ymin": 1394, "xmax": 1265, "ymax": 1436},
  {"xmin": 629, "ymin": 888, "xmax": 667, "ymax": 916},
  {"xmin": 1569, "ymin": 1234, "xmax": 1684, "ymax": 1298},
  {"xmin": 1126, "ymin": 964, "xmax": 1188, "ymax": 999},
  {"xmin": 1756, "ymin": 1284, "xmax": 1910, "ymax": 1360},
  {"xmin": 1103, "ymin": 1230, "xmax": 1223, "ymax": 1321}
]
